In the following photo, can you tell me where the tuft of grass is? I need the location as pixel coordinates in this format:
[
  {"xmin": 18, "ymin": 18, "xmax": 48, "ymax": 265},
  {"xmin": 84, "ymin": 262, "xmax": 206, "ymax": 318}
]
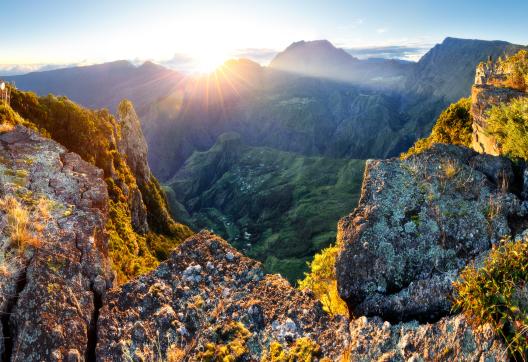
[
  {"xmin": 166, "ymin": 344, "xmax": 185, "ymax": 362},
  {"xmin": 298, "ymin": 243, "xmax": 348, "ymax": 317},
  {"xmin": 441, "ymin": 159, "xmax": 460, "ymax": 179},
  {"xmin": 453, "ymin": 237, "xmax": 528, "ymax": 360},
  {"xmin": 0, "ymin": 196, "xmax": 42, "ymax": 253}
]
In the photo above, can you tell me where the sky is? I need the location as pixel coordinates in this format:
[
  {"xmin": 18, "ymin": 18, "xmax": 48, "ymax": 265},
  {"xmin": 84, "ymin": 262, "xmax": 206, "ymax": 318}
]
[{"xmin": 1, "ymin": 0, "xmax": 528, "ymax": 74}]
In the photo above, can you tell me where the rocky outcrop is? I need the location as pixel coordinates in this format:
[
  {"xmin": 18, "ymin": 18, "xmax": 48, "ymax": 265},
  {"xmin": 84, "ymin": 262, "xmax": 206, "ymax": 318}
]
[
  {"xmin": 117, "ymin": 100, "xmax": 151, "ymax": 185},
  {"xmin": 96, "ymin": 231, "xmax": 350, "ymax": 360},
  {"xmin": 471, "ymin": 59, "xmax": 528, "ymax": 154},
  {"xmin": 0, "ymin": 126, "xmax": 112, "ymax": 360},
  {"xmin": 347, "ymin": 314, "xmax": 507, "ymax": 361},
  {"xmin": 471, "ymin": 84, "xmax": 527, "ymax": 155},
  {"xmin": 336, "ymin": 144, "xmax": 524, "ymax": 323},
  {"xmin": 116, "ymin": 100, "xmax": 150, "ymax": 234}
]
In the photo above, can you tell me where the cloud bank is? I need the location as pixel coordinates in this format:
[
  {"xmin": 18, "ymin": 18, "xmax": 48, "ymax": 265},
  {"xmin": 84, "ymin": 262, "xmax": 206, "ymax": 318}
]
[{"xmin": 345, "ymin": 45, "xmax": 432, "ymax": 61}]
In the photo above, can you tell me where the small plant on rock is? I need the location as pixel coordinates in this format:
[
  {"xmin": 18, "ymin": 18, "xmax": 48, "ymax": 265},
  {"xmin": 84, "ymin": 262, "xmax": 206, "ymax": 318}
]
[
  {"xmin": 298, "ymin": 244, "xmax": 348, "ymax": 317},
  {"xmin": 198, "ymin": 322, "xmax": 251, "ymax": 361},
  {"xmin": 0, "ymin": 195, "xmax": 42, "ymax": 253},
  {"xmin": 261, "ymin": 338, "xmax": 328, "ymax": 362},
  {"xmin": 453, "ymin": 237, "xmax": 528, "ymax": 360}
]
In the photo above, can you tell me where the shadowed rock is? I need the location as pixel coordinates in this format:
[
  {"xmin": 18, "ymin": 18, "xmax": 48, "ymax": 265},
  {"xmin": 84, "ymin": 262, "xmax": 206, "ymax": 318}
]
[{"xmin": 336, "ymin": 144, "xmax": 524, "ymax": 322}]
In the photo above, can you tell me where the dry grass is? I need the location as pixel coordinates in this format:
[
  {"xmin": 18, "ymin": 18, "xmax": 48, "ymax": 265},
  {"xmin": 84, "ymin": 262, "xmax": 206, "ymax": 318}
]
[
  {"xmin": 0, "ymin": 195, "xmax": 42, "ymax": 253},
  {"xmin": 0, "ymin": 250, "xmax": 20, "ymax": 277},
  {"xmin": 37, "ymin": 197, "xmax": 52, "ymax": 220},
  {"xmin": 0, "ymin": 123, "xmax": 14, "ymax": 133},
  {"xmin": 441, "ymin": 159, "xmax": 459, "ymax": 179},
  {"xmin": 166, "ymin": 345, "xmax": 186, "ymax": 362}
]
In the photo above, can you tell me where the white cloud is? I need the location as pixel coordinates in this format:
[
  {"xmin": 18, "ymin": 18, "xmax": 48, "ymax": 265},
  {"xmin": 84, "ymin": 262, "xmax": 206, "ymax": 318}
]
[{"xmin": 0, "ymin": 62, "xmax": 90, "ymax": 76}]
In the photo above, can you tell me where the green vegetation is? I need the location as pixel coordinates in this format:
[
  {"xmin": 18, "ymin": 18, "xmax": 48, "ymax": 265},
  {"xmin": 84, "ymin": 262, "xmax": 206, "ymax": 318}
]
[
  {"xmin": 487, "ymin": 97, "xmax": 528, "ymax": 160},
  {"xmin": 167, "ymin": 133, "xmax": 365, "ymax": 282},
  {"xmin": 261, "ymin": 338, "xmax": 327, "ymax": 362},
  {"xmin": 453, "ymin": 238, "xmax": 528, "ymax": 360},
  {"xmin": 499, "ymin": 49, "xmax": 528, "ymax": 91},
  {"xmin": 198, "ymin": 322, "xmax": 250, "ymax": 361},
  {"xmin": 298, "ymin": 243, "xmax": 348, "ymax": 316},
  {"xmin": 402, "ymin": 97, "xmax": 473, "ymax": 158},
  {"xmin": 6, "ymin": 87, "xmax": 192, "ymax": 283}
]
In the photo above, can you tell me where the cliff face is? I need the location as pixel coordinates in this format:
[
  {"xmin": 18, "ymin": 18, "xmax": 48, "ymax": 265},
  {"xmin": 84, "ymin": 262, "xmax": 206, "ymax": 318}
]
[
  {"xmin": 0, "ymin": 126, "xmax": 112, "ymax": 360},
  {"xmin": 471, "ymin": 60, "xmax": 528, "ymax": 154}
]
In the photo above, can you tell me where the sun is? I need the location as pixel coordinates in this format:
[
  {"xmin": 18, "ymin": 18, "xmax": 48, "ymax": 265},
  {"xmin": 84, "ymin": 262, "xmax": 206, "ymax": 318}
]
[{"xmin": 192, "ymin": 48, "xmax": 230, "ymax": 74}]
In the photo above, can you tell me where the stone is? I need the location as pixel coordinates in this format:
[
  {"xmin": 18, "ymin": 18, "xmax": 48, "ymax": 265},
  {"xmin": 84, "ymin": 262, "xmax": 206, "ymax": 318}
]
[
  {"xmin": 346, "ymin": 314, "xmax": 507, "ymax": 361},
  {"xmin": 96, "ymin": 231, "xmax": 350, "ymax": 360},
  {"xmin": 0, "ymin": 126, "xmax": 112, "ymax": 361},
  {"xmin": 336, "ymin": 144, "xmax": 523, "ymax": 322}
]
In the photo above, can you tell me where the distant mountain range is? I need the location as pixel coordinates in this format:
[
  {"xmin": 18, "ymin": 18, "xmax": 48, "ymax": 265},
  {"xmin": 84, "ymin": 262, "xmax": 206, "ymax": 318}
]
[
  {"xmin": 3, "ymin": 37, "xmax": 525, "ymax": 280},
  {"xmin": 270, "ymin": 39, "xmax": 413, "ymax": 86},
  {"xmin": 3, "ymin": 60, "xmax": 183, "ymax": 112}
]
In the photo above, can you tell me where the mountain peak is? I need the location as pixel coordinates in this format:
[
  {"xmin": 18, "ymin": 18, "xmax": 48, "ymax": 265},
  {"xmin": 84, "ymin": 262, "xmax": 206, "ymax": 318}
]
[
  {"xmin": 138, "ymin": 60, "xmax": 166, "ymax": 72},
  {"xmin": 269, "ymin": 39, "xmax": 358, "ymax": 80}
]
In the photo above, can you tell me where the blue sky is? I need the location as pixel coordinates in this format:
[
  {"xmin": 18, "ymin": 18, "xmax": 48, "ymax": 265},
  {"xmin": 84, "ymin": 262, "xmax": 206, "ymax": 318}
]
[{"xmin": 1, "ymin": 0, "xmax": 527, "ymax": 73}]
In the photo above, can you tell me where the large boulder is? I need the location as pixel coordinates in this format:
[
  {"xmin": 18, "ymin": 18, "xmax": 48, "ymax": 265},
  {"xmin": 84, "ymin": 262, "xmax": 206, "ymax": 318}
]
[
  {"xmin": 0, "ymin": 126, "xmax": 112, "ymax": 360},
  {"xmin": 336, "ymin": 144, "xmax": 524, "ymax": 322},
  {"xmin": 96, "ymin": 231, "xmax": 350, "ymax": 361}
]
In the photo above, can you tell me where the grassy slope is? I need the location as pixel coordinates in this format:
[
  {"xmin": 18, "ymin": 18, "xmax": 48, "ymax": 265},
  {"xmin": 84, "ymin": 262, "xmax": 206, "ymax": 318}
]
[
  {"xmin": 166, "ymin": 133, "xmax": 365, "ymax": 282},
  {"xmin": 4, "ymin": 88, "xmax": 192, "ymax": 283}
]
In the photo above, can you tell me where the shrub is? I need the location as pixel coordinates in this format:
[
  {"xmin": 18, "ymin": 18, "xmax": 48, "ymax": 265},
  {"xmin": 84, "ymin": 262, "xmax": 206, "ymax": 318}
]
[
  {"xmin": 298, "ymin": 244, "xmax": 348, "ymax": 317},
  {"xmin": 198, "ymin": 322, "xmax": 251, "ymax": 361},
  {"xmin": 261, "ymin": 338, "xmax": 327, "ymax": 362},
  {"xmin": 487, "ymin": 97, "xmax": 528, "ymax": 160},
  {"xmin": 403, "ymin": 97, "xmax": 473, "ymax": 158},
  {"xmin": 500, "ymin": 50, "xmax": 528, "ymax": 91},
  {"xmin": 453, "ymin": 237, "xmax": 528, "ymax": 360}
]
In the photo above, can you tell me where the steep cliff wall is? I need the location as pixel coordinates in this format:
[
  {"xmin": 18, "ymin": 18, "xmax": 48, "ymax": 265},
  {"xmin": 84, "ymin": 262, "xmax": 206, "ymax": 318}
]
[{"xmin": 471, "ymin": 59, "xmax": 528, "ymax": 154}]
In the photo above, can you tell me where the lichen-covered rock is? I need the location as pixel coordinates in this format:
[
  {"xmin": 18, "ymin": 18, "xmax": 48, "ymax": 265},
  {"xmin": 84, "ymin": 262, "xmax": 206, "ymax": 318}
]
[
  {"xmin": 336, "ymin": 144, "xmax": 524, "ymax": 322},
  {"xmin": 346, "ymin": 314, "xmax": 508, "ymax": 361},
  {"xmin": 96, "ymin": 231, "xmax": 350, "ymax": 361},
  {"xmin": 0, "ymin": 126, "xmax": 112, "ymax": 360}
]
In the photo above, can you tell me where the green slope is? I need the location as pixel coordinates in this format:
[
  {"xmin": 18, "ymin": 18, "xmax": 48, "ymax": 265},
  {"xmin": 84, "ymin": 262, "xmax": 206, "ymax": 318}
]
[{"xmin": 165, "ymin": 133, "xmax": 365, "ymax": 282}]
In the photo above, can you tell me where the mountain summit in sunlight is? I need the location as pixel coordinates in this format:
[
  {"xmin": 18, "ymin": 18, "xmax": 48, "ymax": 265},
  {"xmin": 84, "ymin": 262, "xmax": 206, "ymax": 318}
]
[{"xmin": 270, "ymin": 39, "xmax": 413, "ymax": 85}]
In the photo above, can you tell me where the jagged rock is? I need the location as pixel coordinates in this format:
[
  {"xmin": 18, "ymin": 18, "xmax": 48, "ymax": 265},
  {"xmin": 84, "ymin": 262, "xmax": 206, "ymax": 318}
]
[
  {"xmin": 117, "ymin": 100, "xmax": 151, "ymax": 185},
  {"xmin": 346, "ymin": 314, "xmax": 508, "ymax": 361},
  {"xmin": 336, "ymin": 144, "xmax": 523, "ymax": 322},
  {"xmin": 0, "ymin": 126, "xmax": 112, "ymax": 360},
  {"xmin": 96, "ymin": 231, "xmax": 350, "ymax": 360},
  {"xmin": 116, "ymin": 100, "xmax": 150, "ymax": 234}
]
